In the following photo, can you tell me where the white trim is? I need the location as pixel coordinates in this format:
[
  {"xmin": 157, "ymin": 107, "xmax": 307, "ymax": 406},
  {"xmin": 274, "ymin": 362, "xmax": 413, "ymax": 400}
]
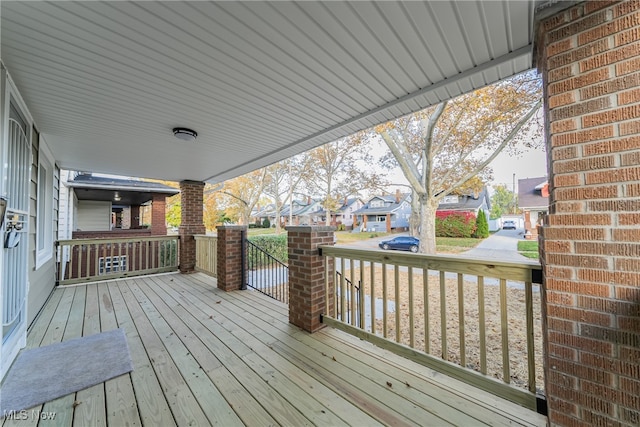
[{"xmin": 35, "ymin": 137, "xmax": 55, "ymax": 269}]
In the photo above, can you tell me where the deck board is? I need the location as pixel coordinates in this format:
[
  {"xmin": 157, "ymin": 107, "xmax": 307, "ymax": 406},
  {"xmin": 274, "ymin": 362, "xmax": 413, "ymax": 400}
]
[{"xmin": 5, "ymin": 272, "xmax": 547, "ymax": 426}]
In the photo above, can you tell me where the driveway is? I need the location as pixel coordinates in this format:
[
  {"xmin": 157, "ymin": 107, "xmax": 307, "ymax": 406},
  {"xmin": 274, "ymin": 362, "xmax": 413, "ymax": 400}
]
[{"xmin": 460, "ymin": 228, "xmax": 530, "ymax": 262}]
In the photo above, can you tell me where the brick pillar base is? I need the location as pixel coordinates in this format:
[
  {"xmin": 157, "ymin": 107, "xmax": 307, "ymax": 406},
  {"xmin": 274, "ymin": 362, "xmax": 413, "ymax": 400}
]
[
  {"xmin": 179, "ymin": 181, "xmax": 205, "ymax": 274},
  {"xmin": 216, "ymin": 225, "xmax": 247, "ymax": 291},
  {"xmin": 287, "ymin": 226, "xmax": 335, "ymax": 333},
  {"xmin": 151, "ymin": 193, "xmax": 167, "ymax": 235}
]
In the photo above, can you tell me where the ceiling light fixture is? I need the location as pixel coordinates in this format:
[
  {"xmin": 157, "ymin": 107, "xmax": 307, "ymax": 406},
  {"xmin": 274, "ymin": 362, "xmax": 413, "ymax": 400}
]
[
  {"xmin": 173, "ymin": 127, "xmax": 197, "ymax": 142},
  {"xmin": 114, "ymin": 191, "xmax": 121, "ymax": 202}
]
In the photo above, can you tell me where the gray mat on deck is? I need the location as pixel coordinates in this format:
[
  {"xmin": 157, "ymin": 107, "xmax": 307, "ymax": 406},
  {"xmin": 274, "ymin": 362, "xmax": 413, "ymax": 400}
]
[{"xmin": 1, "ymin": 328, "xmax": 133, "ymax": 414}]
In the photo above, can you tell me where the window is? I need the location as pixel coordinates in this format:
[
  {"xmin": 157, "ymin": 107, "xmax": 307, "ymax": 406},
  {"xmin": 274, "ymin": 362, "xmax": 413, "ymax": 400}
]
[
  {"xmin": 99, "ymin": 256, "xmax": 128, "ymax": 275},
  {"xmin": 376, "ymin": 215, "xmax": 387, "ymax": 222},
  {"xmin": 35, "ymin": 137, "xmax": 54, "ymax": 269},
  {"xmin": 370, "ymin": 199, "xmax": 384, "ymax": 208},
  {"xmin": 442, "ymin": 195, "xmax": 459, "ymax": 204}
]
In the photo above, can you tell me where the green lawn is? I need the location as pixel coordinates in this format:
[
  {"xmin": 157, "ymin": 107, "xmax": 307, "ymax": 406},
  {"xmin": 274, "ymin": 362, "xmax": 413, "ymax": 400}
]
[
  {"xmin": 247, "ymin": 227, "xmax": 281, "ymax": 236},
  {"xmin": 518, "ymin": 240, "xmax": 539, "ymax": 259},
  {"xmin": 436, "ymin": 237, "xmax": 482, "ymax": 254},
  {"xmin": 335, "ymin": 231, "xmax": 390, "ymax": 243}
]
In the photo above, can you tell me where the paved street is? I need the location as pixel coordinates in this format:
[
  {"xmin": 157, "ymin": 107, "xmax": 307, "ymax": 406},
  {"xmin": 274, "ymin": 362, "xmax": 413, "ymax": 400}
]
[{"xmin": 336, "ymin": 228, "xmax": 532, "ymax": 262}]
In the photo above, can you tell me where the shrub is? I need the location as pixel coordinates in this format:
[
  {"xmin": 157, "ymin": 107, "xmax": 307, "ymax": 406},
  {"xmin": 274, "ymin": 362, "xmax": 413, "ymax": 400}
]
[
  {"xmin": 435, "ymin": 211, "xmax": 477, "ymax": 238},
  {"xmin": 262, "ymin": 218, "xmax": 271, "ymax": 228},
  {"xmin": 474, "ymin": 210, "xmax": 489, "ymax": 238},
  {"xmin": 247, "ymin": 234, "xmax": 288, "ymax": 266}
]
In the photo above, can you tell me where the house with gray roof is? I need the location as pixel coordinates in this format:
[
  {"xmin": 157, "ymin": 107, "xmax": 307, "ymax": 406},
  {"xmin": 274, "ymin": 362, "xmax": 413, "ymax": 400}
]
[
  {"xmin": 60, "ymin": 171, "xmax": 179, "ymax": 239},
  {"xmin": 518, "ymin": 177, "xmax": 549, "ymax": 239},
  {"xmin": 353, "ymin": 190, "xmax": 411, "ymax": 233},
  {"xmin": 437, "ymin": 187, "xmax": 491, "ymax": 216}
]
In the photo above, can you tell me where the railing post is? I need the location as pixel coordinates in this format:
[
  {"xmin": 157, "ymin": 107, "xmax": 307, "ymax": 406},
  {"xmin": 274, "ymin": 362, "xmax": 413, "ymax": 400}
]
[
  {"xmin": 216, "ymin": 225, "xmax": 247, "ymax": 291},
  {"xmin": 286, "ymin": 226, "xmax": 335, "ymax": 333}
]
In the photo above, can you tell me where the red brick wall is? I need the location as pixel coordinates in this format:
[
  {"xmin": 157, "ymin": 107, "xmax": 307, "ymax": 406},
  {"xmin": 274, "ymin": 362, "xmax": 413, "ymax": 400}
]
[
  {"xmin": 538, "ymin": 1, "xmax": 640, "ymax": 425},
  {"xmin": 216, "ymin": 225, "xmax": 246, "ymax": 291},
  {"xmin": 150, "ymin": 194, "xmax": 167, "ymax": 236},
  {"xmin": 287, "ymin": 226, "xmax": 335, "ymax": 333},
  {"xmin": 179, "ymin": 180, "xmax": 206, "ymax": 273}
]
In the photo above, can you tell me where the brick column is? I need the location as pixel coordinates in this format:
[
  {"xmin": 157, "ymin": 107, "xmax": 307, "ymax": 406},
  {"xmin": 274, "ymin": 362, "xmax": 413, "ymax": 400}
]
[
  {"xmin": 287, "ymin": 226, "xmax": 335, "ymax": 333},
  {"xmin": 179, "ymin": 180, "xmax": 206, "ymax": 273},
  {"xmin": 150, "ymin": 193, "xmax": 167, "ymax": 235},
  {"xmin": 216, "ymin": 225, "xmax": 246, "ymax": 291},
  {"xmin": 536, "ymin": 1, "xmax": 640, "ymax": 425},
  {"xmin": 130, "ymin": 205, "xmax": 140, "ymax": 228}
]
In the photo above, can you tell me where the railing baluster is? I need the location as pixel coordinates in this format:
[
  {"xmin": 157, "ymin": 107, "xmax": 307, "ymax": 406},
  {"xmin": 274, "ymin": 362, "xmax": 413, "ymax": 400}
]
[
  {"xmin": 382, "ymin": 263, "xmax": 388, "ymax": 339},
  {"xmin": 340, "ymin": 257, "xmax": 346, "ymax": 323},
  {"xmin": 394, "ymin": 265, "xmax": 400, "ymax": 343},
  {"xmin": 370, "ymin": 261, "xmax": 376, "ymax": 334},
  {"xmin": 325, "ymin": 256, "xmax": 331, "ymax": 317},
  {"xmin": 85, "ymin": 243, "xmax": 91, "ymax": 279},
  {"xmin": 423, "ymin": 269, "xmax": 429, "ymax": 354},
  {"xmin": 350, "ymin": 259, "xmax": 356, "ymax": 326},
  {"xmin": 440, "ymin": 270, "xmax": 447, "ymax": 360},
  {"xmin": 478, "ymin": 276, "xmax": 487, "ymax": 375},
  {"xmin": 359, "ymin": 260, "xmax": 365, "ymax": 330},
  {"xmin": 500, "ymin": 278, "xmax": 510, "ymax": 384},
  {"xmin": 525, "ymin": 281, "xmax": 536, "ymax": 393},
  {"xmin": 458, "ymin": 273, "xmax": 466, "ymax": 368},
  {"xmin": 409, "ymin": 267, "xmax": 414, "ymax": 348}
]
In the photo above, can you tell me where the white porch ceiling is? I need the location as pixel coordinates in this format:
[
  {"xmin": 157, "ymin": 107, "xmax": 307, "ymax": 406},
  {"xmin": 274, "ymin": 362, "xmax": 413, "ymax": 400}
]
[{"xmin": 1, "ymin": 1, "xmax": 538, "ymax": 183}]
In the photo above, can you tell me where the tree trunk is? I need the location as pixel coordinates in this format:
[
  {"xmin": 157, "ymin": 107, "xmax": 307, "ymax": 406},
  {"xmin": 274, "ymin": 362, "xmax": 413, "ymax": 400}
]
[
  {"xmin": 325, "ymin": 209, "xmax": 331, "ymax": 226},
  {"xmin": 419, "ymin": 199, "xmax": 438, "ymax": 254},
  {"xmin": 275, "ymin": 212, "xmax": 281, "ymax": 234},
  {"xmin": 409, "ymin": 189, "xmax": 421, "ymax": 237}
]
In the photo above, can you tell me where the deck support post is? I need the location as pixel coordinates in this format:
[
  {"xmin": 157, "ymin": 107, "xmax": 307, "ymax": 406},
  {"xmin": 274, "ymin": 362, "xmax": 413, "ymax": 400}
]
[
  {"xmin": 178, "ymin": 180, "xmax": 205, "ymax": 273},
  {"xmin": 536, "ymin": 1, "xmax": 640, "ymax": 424},
  {"xmin": 287, "ymin": 226, "xmax": 335, "ymax": 333},
  {"xmin": 216, "ymin": 225, "xmax": 247, "ymax": 291}
]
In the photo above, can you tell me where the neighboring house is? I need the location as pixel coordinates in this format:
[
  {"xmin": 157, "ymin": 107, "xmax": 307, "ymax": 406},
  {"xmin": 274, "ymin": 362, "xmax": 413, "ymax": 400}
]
[
  {"xmin": 354, "ymin": 190, "xmax": 411, "ymax": 233},
  {"xmin": 332, "ymin": 197, "xmax": 364, "ymax": 229},
  {"xmin": 437, "ymin": 186, "xmax": 491, "ymax": 218},
  {"xmin": 278, "ymin": 198, "xmax": 322, "ymax": 226},
  {"xmin": 518, "ymin": 177, "xmax": 549, "ymax": 239},
  {"xmin": 251, "ymin": 203, "xmax": 277, "ymax": 225},
  {"xmin": 60, "ymin": 171, "xmax": 179, "ymax": 239}
]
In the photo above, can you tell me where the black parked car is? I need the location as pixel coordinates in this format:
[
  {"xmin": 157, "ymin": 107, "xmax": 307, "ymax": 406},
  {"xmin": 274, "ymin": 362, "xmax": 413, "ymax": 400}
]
[{"xmin": 378, "ymin": 236, "xmax": 420, "ymax": 253}]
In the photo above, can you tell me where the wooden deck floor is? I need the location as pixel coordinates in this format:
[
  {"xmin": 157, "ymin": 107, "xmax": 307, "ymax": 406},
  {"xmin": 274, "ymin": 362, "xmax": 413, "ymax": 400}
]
[{"xmin": 4, "ymin": 272, "xmax": 547, "ymax": 426}]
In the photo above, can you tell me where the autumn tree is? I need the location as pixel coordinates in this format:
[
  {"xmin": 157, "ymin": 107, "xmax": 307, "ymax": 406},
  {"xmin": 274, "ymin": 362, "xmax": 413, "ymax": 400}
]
[
  {"xmin": 303, "ymin": 133, "xmax": 387, "ymax": 226},
  {"xmin": 490, "ymin": 184, "xmax": 517, "ymax": 219},
  {"xmin": 263, "ymin": 156, "xmax": 307, "ymax": 233},
  {"xmin": 374, "ymin": 71, "xmax": 542, "ymax": 253},
  {"xmin": 219, "ymin": 169, "xmax": 268, "ymax": 225}
]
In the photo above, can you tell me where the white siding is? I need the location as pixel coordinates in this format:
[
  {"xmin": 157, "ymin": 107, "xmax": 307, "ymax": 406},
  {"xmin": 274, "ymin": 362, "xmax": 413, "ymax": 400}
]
[
  {"xmin": 27, "ymin": 137, "xmax": 59, "ymax": 326},
  {"xmin": 77, "ymin": 200, "xmax": 111, "ymax": 231}
]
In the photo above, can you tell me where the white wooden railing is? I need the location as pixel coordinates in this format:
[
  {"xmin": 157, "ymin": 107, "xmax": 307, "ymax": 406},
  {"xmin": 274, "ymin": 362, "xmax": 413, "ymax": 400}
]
[
  {"xmin": 320, "ymin": 246, "xmax": 543, "ymax": 411},
  {"xmin": 56, "ymin": 236, "xmax": 179, "ymax": 285},
  {"xmin": 194, "ymin": 235, "xmax": 217, "ymax": 277}
]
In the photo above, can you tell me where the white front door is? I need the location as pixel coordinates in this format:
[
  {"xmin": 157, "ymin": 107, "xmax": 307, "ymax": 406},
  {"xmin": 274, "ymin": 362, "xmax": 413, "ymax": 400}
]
[{"xmin": 0, "ymin": 101, "xmax": 31, "ymax": 379}]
